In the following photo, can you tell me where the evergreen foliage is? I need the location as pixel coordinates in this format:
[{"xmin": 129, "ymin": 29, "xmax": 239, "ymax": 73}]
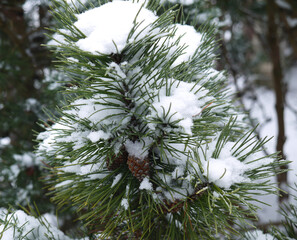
[{"xmin": 32, "ymin": 1, "xmax": 287, "ymax": 239}]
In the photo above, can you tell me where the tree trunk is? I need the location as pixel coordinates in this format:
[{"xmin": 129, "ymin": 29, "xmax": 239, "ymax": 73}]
[{"xmin": 266, "ymin": 0, "xmax": 288, "ymax": 203}]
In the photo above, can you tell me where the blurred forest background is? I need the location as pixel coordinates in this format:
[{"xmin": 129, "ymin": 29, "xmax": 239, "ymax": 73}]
[{"xmin": 0, "ymin": 0, "xmax": 297, "ymax": 234}]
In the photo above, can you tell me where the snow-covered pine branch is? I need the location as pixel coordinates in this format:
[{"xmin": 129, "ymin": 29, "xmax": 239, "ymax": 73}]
[{"xmin": 36, "ymin": 1, "xmax": 286, "ymax": 238}]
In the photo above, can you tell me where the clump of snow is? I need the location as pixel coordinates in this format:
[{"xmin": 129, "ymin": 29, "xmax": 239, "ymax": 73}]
[
  {"xmin": 165, "ymin": 24, "xmax": 202, "ymax": 66},
  {"xmin": 206, "ymin": 156, "xmax": 247, "ymax": 189},
  {"xmin": 0, "ymin": 137, "xmax": 11, "ymax": 148},
  {"xmin": 37, "ymin": 122, "xmax": 71, "ymax": 155},
  {"xmin": 287, "ymin": 17, "xmax": 297, "ymax": 28},
  {"xmin": 111, "ymin": 173, "xmax": 123, "ymax": 187},
  {"xmin": 0, "ymin": 210, "xmax": 74, "ymax": 240},
  {"xmin": 65, "ymin": 0, "xmax": 89, "ymax": 6},
  {"xmin": 37, "ymin": 92, "xmax": 129, "ymax": 156},
  {"xmin": 275, "ymin": 0, "xmax": 291, "ymax": 10},
  {"xmin": 121, "ymin": 198, "xmax": 129, "ymax": 210},
  {"xmin": 56, "ymin": 179, "xmax": 73, "ymax": 188},
  {"xmin": 24, "ymin": 98, "xmax": 38, "ymax": 111},
  {"xmin": 54, "ymin": 1, "xmax": 204, "ymax": 68},
  {"xmin": 244, "ymin": 230, "xmax": 275, "ymax": 240},
  {"xmin": 60, "ymin": 160, "xmax": 103, "ymax": 178},
  {"xmin": 87, "ymin": 130, "xmax": 110, "ymax": 143},
  {"xmin": 14, "ymin": 152, "xmax": 40, "ymax": 167},
  {"xmin": 195, "ymin": 136, "xmax": 276, "ymax": 189},
  {"xmin": 148, "ymin": 81, "xmax": 211, "ymax": 134},
  {"xmin": 43, "ymin": 69, "xmax": 65, "ymax": 90},
  {"xmin": 41, "ymin": 213, "xmax": 59, "ymax": 228},
  {"xmin": 22, "ymin": 0, "xmax": 44, "ymax": 28},
  {"xmin": 74, "ymin": 2, "xmax": 158, "ymax": 54},
  {"xmin": 125, "ymin": 138, "xmax": 152, "ymax": 160},
  {"xmin": 65, "ymin": 93, "xmax": 128, "ymax": 127},
  {"xmin": 172, "ymin": 165, "xmax": 185, "ymax": 178},
  {"xmin": 139, "ymin": 177, "xmax": 153, "ymax": 190},
  {"xmin": 49, "ymin": 29, "xmax": 72, "ymax": 46},
  {"xmin": 9, "ymin": 165, "xmax": 21, "ymax": 184},
  {"xmin": 160, "ymin": 0, "xmax": 195, "ymax": 6}
]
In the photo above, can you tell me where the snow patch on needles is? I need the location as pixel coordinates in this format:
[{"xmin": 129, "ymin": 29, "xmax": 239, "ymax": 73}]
[
  {"xmin": 139, "ymin": 177, "xmax": 153, "ymax": 190},
  {"xmin": 0, "ymin": 210, "xmax": 73, "ymax": 240},
  {"xmin": 244, "ymin": 229, "xmax": 275, "ymax": 240},
  {"xmin": 125, "ymin": 138, "xmax": 152, "ymax": 160},
  {"xmin": 148, "ymin": 81, "xmax": 211, "ymax": 134},
  {"xmin": 121, "ymin": 198, "xmax": 129, "ymax": 210},
  {"xmin": 112, "ymin": 173, "xmax": 123, "ymax": 188},
  {"xmin": 55, "ymin": 1, "xmax": 203, "ymax": 68},
  {"xmin": 87, "ymin": 130, "xmax": 111, "ymax": 143},
  {"xmin": 207, "ymin": 157, "xmax": 246, "ymax": 189},
  {"xmin": 74, "ymin": 2, "xmax": 158, "ymax": 54},
  {"xmin": 199, "ymin": 138, "xmax": 276, "ymax": 189},
  {"xmin": 165, "ymin": 24, "xmax": 202, "ymax": 66}
]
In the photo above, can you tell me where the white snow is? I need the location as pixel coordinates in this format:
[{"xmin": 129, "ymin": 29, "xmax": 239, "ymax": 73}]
[
  {"xmin": 43, "ymin": 69, "xmax": 65, "ymax": 90},
  {"xmin": 287, "ymin": 17, "xmax": 297, "ymax": 28},
  {"xmin": 244, "ymin": 230, "xmax": 275, "ymax": 240},
  {"xmin": 121, "ymin": 198, "xmax": 129, "ymax": 210},
  {"xmin": 87, "ymin": 130, "xmax": 111, "ymax": 143},
  {"xmin": 65, "ymin": 94, "xmax": 127, "ymax": 127},
  {"xmin": 124, "ymin": 138, "xmax": 152, "ymax": 160},
  {"xmin": 139, "ymin": 177, "xmax": 153, "ymax": 190},
  {"xmin": 172, "ymin": 165, "xmax": 185, "ymax": 178},
  {"xmin": 206, "ymin": 156, "xmax": 247, "ymax": 189},
  {"xmin": 65, "ymin": 0, "xmax": 89, "ymax": 6},
  {"xmin": 0, "ymin": 210, "xmax": 73, "ymax": 240},
  {"xmin": 275, "ymin": 0, "xmax": 291, "ymax": 10},
  {"xmin": 111, "ymin": 173, "xmax": 123, "ymax": 187},
  {"xmin": 160, "ymin": 0, "xmax": 195, "ymax": 6},
  {"xmin": 74, "ymin": 2, "xmax": 158, "ymax": 54},
  {"xmin": 22, "ymin": 0, "xmax": 44, "ymax": 28},
  {"xmin": 41, "ymin": 213, "xmax": 59, "ymax": 228},
  {"xmin": 0, "ymin": 137, "xmax": 11, "ymax": 147},
  {"xmin": 56, "ymin": 180, "xmax": 73, "ymax": 188},
  {"xmin": 165, "ymin": 24, "xmax": 203, "ymax": 66},
  {"xmin": 24, "ymin": 98, "xmax": 38, "ymax": 111},
  {"xmin": 148, "ymin": 81, "xmax": 211, "ymax": 134},
  {"xmin": 37, "ymin": 122, "xmax": 70, "ymax": 155},
  {"xmin": 197, "ymin": 135, "xmax": 276, "ymax": 189},
  {"xmin": 60, "ymin": 161, "xmax": 103, "ymax": 178},
  {"xmin": 53, "ymin": 1, "xmax": 203, "ymax": 69},
  {"xmin": 14, "ymin": 152, "xmax": 40, "ymax": 167}
]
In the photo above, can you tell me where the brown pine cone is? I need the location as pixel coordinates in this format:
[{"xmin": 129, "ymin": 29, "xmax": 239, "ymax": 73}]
[{"xmin": 127, "ymin": 155, "xmax": 150, "ymax": 181}]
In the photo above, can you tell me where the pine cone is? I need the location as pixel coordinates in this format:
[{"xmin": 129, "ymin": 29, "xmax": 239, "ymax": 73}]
[
  {"xmin": 127, "ymin": 155, "xmax": 149, "ymax": 181},
  {"xmin": 106, "ymin": 149, "xmax": 128, "ymax": 171}
]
